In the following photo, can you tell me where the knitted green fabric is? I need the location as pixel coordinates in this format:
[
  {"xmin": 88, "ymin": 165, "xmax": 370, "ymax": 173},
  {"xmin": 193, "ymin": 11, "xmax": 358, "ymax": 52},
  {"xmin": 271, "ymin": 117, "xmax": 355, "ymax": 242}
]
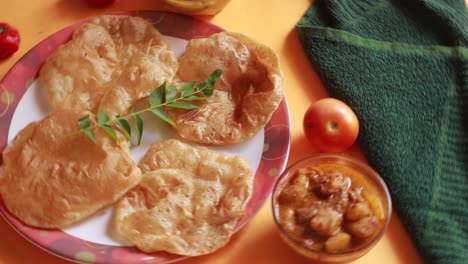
[{"xmin": 297, "ymin": 0, "xmax": 468, "ymax": 263}]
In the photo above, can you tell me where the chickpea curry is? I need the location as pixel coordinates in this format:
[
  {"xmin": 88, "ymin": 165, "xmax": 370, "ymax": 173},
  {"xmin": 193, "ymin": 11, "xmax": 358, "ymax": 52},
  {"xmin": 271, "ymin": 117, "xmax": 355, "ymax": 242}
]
[{"xmin": 275, "ymin": 163, "xmax": 385, "ymax": 254}]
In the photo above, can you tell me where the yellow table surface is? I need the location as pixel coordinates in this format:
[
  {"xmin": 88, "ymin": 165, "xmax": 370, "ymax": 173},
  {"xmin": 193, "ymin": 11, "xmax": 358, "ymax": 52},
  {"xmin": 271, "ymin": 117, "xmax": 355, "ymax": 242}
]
[{"xmin": 0, "ymin": 0, "xmax": 425, "ymax": 263}]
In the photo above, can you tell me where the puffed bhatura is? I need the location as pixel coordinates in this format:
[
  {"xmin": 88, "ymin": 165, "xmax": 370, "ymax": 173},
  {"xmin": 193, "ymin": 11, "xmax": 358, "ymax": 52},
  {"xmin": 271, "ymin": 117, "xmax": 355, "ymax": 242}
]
[
  {"xmin": 166, "ymin": 31, "xmax": 283, "ymax": 145},
  {"xmin": 0, "ymin": 110, "xmax": 142, "ymax": 228},
  {"xmin": 111, "ymin": 139, "xmax": 254, "ymax": 255},
  {"xmin": 39, "ymin": 15, "xmax": 178, "ymax": 116}
]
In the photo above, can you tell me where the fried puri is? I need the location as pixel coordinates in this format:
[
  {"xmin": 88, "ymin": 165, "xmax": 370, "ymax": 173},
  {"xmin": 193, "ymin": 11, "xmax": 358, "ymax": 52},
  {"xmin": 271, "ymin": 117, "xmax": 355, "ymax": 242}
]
[
  {"xmin": 111, "ymin": 139, "xmax": 254, "ymax": 255},
  {"xmin": 0, "ymin": 110, "xmax": 142, "ymax": 228},
  {"xmin": 166, "ymin": 31, "xmax": 283, "ymax": 145},
  {"xmin": 39, "ymin": 15, "xmax": 178, "ymax": 116}
]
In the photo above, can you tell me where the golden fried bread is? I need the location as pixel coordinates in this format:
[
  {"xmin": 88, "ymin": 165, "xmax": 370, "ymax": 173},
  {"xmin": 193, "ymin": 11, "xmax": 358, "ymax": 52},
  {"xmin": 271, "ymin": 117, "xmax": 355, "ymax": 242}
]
[
  {"xmin": 39, "ymin": 15, "xmax": 178, "ymax": 116},
  {"xmin": 167, "ymin": 31, "xmax": 283, "ymax": 145},
  {"xmin": 0, "ymin": 109, "xmax": 142, "ymax": 228},
  {"xmin": 111, "ymin": 139, "xmax": 254, "ymax": 255},
  {"xmin": 96, "ymin": 16, "xmax": 178, "ymax": 116}
]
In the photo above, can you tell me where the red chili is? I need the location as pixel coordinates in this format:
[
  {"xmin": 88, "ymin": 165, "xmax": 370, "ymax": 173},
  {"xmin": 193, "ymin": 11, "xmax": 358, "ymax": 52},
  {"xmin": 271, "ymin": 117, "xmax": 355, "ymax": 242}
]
[{"xmin": 0, "ymin": 22, "xmax": 20, "ymax": 60}]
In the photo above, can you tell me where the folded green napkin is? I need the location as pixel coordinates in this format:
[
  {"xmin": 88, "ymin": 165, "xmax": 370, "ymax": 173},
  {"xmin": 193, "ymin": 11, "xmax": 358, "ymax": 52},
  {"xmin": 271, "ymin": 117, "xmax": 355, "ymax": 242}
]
[{"xmin": 297, "ymin": 0, "xmax": 468, "ymax": 263}]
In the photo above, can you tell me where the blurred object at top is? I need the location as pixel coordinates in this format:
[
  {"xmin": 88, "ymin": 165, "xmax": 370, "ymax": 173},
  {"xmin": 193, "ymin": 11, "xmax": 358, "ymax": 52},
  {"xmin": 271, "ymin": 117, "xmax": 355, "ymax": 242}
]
[
  {"xmin": 86, "ymin": 0, "xmax": 116, "ymax": 7},
  {"xmin": 162, "ymin": 0, "xmax": 231, "ymax": 15}
]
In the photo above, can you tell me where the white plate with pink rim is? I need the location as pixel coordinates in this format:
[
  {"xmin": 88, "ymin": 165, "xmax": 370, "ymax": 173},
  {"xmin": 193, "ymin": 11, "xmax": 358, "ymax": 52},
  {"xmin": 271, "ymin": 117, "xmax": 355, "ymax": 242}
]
[{"xmin": 0, "ymin": 10, "xmax": 291, "ymax": 264}]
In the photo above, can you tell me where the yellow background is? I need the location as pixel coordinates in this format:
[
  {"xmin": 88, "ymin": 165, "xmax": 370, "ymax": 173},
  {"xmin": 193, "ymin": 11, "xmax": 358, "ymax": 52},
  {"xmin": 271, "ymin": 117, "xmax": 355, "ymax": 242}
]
[{"xmin": 0, "ymin": 0, "xmax": 424, "ymax": 263}]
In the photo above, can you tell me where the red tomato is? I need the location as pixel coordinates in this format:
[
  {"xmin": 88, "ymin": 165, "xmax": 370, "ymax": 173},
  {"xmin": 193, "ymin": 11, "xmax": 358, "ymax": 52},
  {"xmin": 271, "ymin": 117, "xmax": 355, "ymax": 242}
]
[
  {"xmin": 0, "ymin": 22, "xmax": 20, "ymax": 60},
  {"xmin": 303, "ymin": 98, "xmax": 359, "ymax": 153},
  {"xmin": 86, "ymin": 0, "xmax": 115, "ymax": 7}
]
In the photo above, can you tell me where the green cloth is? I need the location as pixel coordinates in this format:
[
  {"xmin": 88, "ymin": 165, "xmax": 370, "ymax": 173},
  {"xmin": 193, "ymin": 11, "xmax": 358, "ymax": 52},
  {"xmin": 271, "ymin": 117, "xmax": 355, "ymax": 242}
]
[{"xmin": 297, "ymin": 0, "xmax": 468, "ymax": 263}]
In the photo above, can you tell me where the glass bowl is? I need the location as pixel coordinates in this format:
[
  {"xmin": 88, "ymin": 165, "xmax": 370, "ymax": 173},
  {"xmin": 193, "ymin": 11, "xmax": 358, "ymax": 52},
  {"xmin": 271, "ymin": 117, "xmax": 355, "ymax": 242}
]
[{"xmin": 272, "ymin": 154, "xmax": 392, "ymax": 263}]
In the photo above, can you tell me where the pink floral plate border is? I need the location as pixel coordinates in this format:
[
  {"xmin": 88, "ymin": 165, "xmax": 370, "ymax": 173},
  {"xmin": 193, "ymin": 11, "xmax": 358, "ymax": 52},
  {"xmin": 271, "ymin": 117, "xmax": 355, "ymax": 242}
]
[{"xmin": 0, "ymin": 10, "xmax": 291, "ymax": 264}]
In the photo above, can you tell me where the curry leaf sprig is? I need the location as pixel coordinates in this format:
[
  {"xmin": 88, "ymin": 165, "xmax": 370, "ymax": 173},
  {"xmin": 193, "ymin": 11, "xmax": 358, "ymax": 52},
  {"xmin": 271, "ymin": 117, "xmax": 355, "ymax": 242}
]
[{"xmin": 77, "ymin": 69, "xmax": 223, "ymax": 145}]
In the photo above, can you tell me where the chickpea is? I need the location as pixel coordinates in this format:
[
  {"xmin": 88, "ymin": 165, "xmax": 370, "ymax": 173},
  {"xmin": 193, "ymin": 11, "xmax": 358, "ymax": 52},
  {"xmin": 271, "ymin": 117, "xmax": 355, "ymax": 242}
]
[
  {"xmin": 293, "ymin": 173, "xmax": 310, "ymax": 189},
  {"xmin": 345, "ymin": 202, "xmax": 373, "ymax": 221},
  {"xmin": 326, "ymin": 191, "xmax": 350, "ymax": 214},
  {"xmin": 319, "ymin": 171, "xmax": 351, "ymax": 196},
  {"xmin": 310, "ymin": 208, "xmax": 343, "ymax": 237},
  {"xmin": 348, "ymin": 187, "xmax": 365, "ymax": 202},
  {"xmin": 278, "ymin": 173, "xmax": 310, "ymax": 203},
  {"xmin": 279, "ymin": 206, "xmax": 304, "ymax": 238},
  {"xmin": 324, "ymin": 232, "xmax": 352, "ymax": 253},
  {"xmin": 296, "ymin": 206, "xmax": 319, "ymax": 223},
  {"xmin": 307, "ymin": 168, "xmax": 327, "ymax": 184},
  {"xmin": 289, "ymin": 225, "xmax": 305, "ymax": 238},
  {"xmin": 279, "ymin": 206, "xmax": 295, "ymax": 222},
  {"xmin": 280, "ymin": 209, "xmax": 295, "ymax": 232},
  {"xmin": 347, "ymin": 216, "xmax": 379, "ymax": 239}
]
